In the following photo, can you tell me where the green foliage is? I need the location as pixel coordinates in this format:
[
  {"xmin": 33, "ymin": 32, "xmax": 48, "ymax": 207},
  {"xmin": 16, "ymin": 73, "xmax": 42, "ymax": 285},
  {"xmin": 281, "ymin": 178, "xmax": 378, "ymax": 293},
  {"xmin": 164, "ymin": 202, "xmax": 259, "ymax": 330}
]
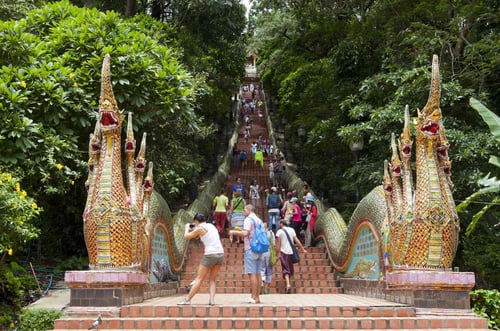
[
  {"xmin": 471, "ymin": 289, "xmax": 500, "ymax": 330},
  {"xmin": 251, "ymin": 0, "xmax": 499, "ymax": 287},
  {"xmin": 456, "ymin": 98, "xmax": 500, "ymax": 236},
  {"xmin": 53, "ymin": 256, "xmax": 88, "ymax": 275},
  {"xmin": 0, "ymin": 0, "xmax": 46, "ymax": 21},
  {"xmin": 469, "ymin": 97, "xmax": 500, "ymax": 167},
  {"xmin": 0, "ymin": 0, "xmax": 213, "ymax": 259},
  {"xmin": 17, "ymin": 308, "xmax": 64, "ymax": 331},
  {"xmin": 0, "ymin": 262, "xmax": 38, "ymax": 329},
  {"xmin": 0, "ymin": 171, "xmax": 40, "ymax": 257}
]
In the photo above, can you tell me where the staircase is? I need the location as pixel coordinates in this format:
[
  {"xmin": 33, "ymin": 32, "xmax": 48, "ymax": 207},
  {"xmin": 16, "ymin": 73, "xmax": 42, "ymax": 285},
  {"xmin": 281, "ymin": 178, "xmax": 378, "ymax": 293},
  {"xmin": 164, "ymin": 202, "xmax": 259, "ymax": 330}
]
[
  {"xmin": 52, "ymin": 237, "xmax": 488, "ymax": 330},
  {"xmin": 180, "ymin": 239, "xmax": 342, "ymax": 294},
  {"xmin": 50, "ymin": 84, "xmax": 489, "ymax": 330}
]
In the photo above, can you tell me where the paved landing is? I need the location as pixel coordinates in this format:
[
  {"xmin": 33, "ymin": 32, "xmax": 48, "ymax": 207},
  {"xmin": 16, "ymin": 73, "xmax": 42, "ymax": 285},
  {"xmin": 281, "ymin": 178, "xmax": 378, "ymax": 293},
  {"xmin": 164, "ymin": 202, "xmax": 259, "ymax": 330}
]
[
  {"xmin": 136, "ymin": 293, "xmax": 407, "ymax": 307},
  {"xmin": 31, "ymin": 288, "xmax": 407, "ymax": 311}
]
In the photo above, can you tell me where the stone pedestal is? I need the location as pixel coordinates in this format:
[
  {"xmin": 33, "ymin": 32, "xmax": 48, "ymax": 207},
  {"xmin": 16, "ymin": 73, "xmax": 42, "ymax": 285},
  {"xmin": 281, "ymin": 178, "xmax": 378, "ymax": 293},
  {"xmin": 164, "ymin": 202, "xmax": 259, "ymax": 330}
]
[
  {"xmin": 385, "ymin": 270, "xmax": 475, "ymax": 309},
  {"xmin": 65, "ymin": 270, "xmax": 148, "ymax": 308}
]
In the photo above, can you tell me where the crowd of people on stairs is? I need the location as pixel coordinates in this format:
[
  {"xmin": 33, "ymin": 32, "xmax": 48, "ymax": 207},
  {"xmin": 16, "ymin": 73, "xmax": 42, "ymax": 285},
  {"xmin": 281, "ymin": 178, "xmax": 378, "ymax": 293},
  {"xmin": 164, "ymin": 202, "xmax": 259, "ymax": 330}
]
[{"xmin": 179, "ymin": 83, "xmax": 317, "ymax": 305}]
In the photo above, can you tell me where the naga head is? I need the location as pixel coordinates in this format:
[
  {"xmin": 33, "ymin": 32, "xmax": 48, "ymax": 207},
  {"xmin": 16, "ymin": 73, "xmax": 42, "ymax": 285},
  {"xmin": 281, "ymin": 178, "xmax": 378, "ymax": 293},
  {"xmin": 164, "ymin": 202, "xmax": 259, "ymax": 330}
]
[
  {"xmin": 136, "ymin": 133, "xmax": 147, "ymax": 173},
  {"xmin": 417, "ymin": 55, "xmax": 442, "ymax": 139},
  {"xmin": 125, "ymin": 112, "xmax": 136, "ymax": 153},
  {"xmin": 437, "ymin": 122, "xmax": 450, "ymax": 160},
  {"xmin": 99, "ymin": 54, "xmax": 123, "ymax": 133},
  {"xmin": 390, "ymin": 133, "xmax": 402, "ymax": 177},
  {"xmin": 383, "ymin": 160, "xmax": 393, "ymax": 195},
  {"xmin": 399, "ymin": 105, "xmax": 412, "ymax": 159},
  {"xmin": 143, "ymin": 162, "xmax": 154, "ymax": 193}
]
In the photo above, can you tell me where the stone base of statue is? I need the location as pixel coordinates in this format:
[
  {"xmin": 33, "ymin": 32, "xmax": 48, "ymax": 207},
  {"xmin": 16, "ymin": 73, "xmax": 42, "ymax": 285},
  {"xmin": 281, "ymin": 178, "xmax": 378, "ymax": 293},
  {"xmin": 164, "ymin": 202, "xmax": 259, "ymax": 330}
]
[
  {"xmin": 385, "ymin": 270, "xmax": 475, "ymax": 309},
  {"xmin": 64, "ymin": 270, "xmax": 148, "ymax": 309}
]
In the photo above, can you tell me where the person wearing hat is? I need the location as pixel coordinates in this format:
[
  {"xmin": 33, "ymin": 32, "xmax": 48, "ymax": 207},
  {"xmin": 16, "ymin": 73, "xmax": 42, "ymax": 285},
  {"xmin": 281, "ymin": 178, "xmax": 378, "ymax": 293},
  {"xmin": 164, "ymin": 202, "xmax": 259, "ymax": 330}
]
[
  {"xmin": 179, "ymin": 213, "xmax": 224, "ymax": 306},
  {"xmin": 304, "ymin": 193, "xmax": 317, "ymax": 247},
  {"xmin": 290, "ymin": 197, "xmax": 303, "ymax": 238},
  {"xmin": 266, "ymin": 186, "xmax": 283, "ymax": 232}
]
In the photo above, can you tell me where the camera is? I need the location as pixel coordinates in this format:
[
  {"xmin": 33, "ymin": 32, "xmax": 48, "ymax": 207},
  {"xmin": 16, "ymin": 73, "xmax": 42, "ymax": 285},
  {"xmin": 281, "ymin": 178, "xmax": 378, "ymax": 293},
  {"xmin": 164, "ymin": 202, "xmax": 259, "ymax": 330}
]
[{"xmin": 189, "ymin": 223, "xmax": 195, "ymax": 228}]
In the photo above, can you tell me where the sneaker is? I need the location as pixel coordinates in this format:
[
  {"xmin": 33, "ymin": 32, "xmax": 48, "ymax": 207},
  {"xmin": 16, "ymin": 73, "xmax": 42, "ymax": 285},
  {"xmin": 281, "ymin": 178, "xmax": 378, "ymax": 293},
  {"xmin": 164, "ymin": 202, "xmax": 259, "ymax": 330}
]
[
  {"xmin": 247, "ymin": 297, "xmax": 256, "ymax": 304},
  {"xmin": 286, "ymin": 287, "xmax": 291, "ymax": 294},
  {"xmin": 177, "ymin": 298, "xmax": 191, "ymax": 305}
]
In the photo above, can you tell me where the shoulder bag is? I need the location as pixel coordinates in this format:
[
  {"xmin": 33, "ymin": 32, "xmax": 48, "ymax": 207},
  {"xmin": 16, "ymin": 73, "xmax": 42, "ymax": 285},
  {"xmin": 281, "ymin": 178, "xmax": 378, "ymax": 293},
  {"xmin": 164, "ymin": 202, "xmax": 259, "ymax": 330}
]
[{"xmin": 283, "ymin": 228, "xmax": 300, "ymax": 264}]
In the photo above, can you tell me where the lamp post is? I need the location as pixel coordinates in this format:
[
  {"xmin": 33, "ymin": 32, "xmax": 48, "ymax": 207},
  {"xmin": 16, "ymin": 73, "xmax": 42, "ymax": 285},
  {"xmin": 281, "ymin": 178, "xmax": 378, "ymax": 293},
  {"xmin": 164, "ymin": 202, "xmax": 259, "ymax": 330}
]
[
  {"xmin": 297, "ymin": 126, "xmax": 306, "ymax": 178},
  {"xmin": 349, "ymin": 138, "xmax": 364, "ymax": 203}
]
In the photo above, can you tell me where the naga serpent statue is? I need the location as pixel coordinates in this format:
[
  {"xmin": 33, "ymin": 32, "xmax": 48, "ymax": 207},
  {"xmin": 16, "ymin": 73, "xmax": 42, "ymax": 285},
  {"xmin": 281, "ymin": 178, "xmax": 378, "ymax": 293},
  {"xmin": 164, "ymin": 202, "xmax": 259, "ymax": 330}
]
[
  {"xmin": 315, "ymin": 55, "xmax": 460, "ymax": 278},
  {"xmin": 83, "ymin": 54, "xmax": 182, "ymax": 280}
]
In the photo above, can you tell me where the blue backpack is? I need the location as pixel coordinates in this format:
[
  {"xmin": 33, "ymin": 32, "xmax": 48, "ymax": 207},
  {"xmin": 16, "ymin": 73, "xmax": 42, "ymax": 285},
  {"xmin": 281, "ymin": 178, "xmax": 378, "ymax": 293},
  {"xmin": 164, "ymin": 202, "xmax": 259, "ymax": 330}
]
[{"xmin": 249, "ymin": 217, "xmax": 270, "ymax": 253}]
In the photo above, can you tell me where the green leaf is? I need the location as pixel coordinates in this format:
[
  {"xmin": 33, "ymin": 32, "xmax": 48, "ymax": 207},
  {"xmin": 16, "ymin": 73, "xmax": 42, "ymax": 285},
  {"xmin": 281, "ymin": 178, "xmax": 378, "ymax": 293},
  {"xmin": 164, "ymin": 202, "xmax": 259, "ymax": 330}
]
[
  {"xmin": 489, "ymin": 155, "xmax": 500, "ymax": 168},
  {"xmin": 470, "ymin": 97, "xmax": 500, "ymax": 143}
]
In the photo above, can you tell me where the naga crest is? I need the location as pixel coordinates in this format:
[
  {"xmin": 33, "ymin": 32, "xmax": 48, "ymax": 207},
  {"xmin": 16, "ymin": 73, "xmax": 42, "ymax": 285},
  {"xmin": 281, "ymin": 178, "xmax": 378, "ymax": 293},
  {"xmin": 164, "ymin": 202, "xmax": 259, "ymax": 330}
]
[
  {"xmin": 83, "ymin": 54, "xmax": 152, "ymax": 270},
  {"xmin": 384, "ymin": 55, "xmax": 460, "ymax": 270}
]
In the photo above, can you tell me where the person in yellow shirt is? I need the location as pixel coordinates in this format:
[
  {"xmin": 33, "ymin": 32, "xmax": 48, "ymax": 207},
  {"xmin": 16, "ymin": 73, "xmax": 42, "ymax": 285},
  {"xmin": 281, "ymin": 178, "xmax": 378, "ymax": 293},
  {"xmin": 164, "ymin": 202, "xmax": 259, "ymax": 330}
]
[
  {"xmin": 212, "ymin": 189, "xmax": 229, "ymax": 238},
  {"xmin": 254, "ymin": 148, "xmax": 264, "ymax": 168}
]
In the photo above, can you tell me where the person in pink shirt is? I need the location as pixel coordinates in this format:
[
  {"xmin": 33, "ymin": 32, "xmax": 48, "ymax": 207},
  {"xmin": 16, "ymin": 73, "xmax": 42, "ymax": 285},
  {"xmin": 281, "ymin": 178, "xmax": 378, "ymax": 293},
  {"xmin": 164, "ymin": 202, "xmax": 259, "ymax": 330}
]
[{"xmin": 290, "ymin": 197, "xmax": 302, "ymax": 239}]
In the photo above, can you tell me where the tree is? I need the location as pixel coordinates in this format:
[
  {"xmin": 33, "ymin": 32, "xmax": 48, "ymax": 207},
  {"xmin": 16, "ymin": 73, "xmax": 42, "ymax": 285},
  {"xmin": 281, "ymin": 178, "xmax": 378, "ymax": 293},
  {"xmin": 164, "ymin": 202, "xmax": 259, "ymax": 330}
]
[
  {"xmin": 0, "ymin": 1, "xmax": 208, "ymax": 258},
  {"xmin": 250, "ymin": 0, "xmax": 500, "ymax": 287}
]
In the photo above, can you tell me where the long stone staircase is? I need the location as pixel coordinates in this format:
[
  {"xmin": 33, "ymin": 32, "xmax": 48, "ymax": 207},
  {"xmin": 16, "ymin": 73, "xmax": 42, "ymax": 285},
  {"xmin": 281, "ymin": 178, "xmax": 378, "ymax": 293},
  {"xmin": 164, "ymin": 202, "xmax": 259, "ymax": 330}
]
[{"xmin": 50, "ymin": 84, "xmax": 489, "ymax": 330}]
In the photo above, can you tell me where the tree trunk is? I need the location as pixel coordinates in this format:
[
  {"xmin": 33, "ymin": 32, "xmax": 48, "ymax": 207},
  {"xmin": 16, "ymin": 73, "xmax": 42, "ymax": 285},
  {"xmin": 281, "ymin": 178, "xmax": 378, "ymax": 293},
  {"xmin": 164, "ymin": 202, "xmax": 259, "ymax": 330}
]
[
  {"xmin": 126, "ymin": 0, "xmax": 137, "ymax": 17},
  {"xmin": 453, "ymin": 20, "xmax": 471, "ymax": 59},
  {"xmin": 151, "ymin": 0, "xmax": 162, "ymax": 20}
]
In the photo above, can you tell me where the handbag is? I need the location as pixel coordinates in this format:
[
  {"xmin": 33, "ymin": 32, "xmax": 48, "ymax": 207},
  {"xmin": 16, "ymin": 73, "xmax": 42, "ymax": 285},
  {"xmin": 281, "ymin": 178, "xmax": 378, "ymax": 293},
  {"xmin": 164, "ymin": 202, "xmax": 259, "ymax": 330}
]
[
  {"xmin": 283, "ymin": 228, "xmax": 300, "ymax": 264},
  {"xmin": 268, "ymin": 231, "xmax": 277, "ymax": 266}
]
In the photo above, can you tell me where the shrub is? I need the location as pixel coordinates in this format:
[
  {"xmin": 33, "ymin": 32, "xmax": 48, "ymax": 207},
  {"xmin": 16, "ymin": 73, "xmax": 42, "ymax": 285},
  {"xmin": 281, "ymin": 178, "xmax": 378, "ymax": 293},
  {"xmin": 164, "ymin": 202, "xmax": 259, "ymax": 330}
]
[
  {"xmin": 53, "ymin": 256, "xmax": 88, "ymax": 275},
  {"xmin": 17, "ymin": 308, "xmax": 64, "ymax": 331},
  {"xmin": 471, "ymin": 289, "xmax": 500, "ymax": 330},
  {"xmin": 0, "ymin": 262, "xmax": 38, "ymax": 329}
]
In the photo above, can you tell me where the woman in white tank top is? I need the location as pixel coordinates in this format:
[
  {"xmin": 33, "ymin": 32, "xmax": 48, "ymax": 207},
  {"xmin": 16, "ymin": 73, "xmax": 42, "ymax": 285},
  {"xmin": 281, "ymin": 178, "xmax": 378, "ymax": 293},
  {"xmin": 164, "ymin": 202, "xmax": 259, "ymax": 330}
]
[{"xmin": 179, "ymin": 213, "xmax": 224, "ymax": 306}]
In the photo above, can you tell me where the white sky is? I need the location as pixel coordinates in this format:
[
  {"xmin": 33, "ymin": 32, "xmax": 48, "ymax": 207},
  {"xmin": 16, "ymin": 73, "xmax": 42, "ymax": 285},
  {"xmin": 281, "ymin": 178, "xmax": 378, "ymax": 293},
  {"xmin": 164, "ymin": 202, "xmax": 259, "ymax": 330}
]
[{"xmin": 241, "ymin": 0, "xmax": 252, "ymax": 17}]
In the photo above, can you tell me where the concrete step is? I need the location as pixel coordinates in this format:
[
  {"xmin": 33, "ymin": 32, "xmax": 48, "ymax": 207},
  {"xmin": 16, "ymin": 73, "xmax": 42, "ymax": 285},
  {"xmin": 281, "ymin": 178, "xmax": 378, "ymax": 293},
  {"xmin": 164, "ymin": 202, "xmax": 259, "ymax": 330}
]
[
  {"xmin": 51, "ymin": 329, "xmax": 492, "ymax": 331},
  {"xmin": 179, "ymin": 278, "xmax": 339, "ymax": 287},
  {"xmin": 52, "ymin": 294, "xmax": 488, "ymax": 330},
  {"xmin": 53, "ymin": 314, "xmax": 488, "ymax": 329},
  {"xmin": 179, "ymin": 281, "xmax": 343, "ymax": 294}
]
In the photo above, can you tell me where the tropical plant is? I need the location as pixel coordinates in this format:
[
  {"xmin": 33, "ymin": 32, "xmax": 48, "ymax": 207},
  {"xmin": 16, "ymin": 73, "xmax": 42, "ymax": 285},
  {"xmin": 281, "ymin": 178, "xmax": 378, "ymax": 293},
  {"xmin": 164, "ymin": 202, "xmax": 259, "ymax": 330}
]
[
  {"xmin": 17, "ymin": 308, "xmax": 64, "ymax": 331},
  {"xmin": 456, "ymin": 98, "xmax": 500, "ymax": 235},
  {"xmin": 471, "ymin": 289, "xmax": 500, "ymax": 330}
]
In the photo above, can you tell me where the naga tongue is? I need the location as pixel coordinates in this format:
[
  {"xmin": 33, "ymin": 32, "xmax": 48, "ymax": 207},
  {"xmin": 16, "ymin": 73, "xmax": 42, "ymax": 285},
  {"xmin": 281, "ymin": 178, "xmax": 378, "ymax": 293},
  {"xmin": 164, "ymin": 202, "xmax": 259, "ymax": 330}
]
[
  {"xmin": 429, "ymin": 123, "xmax": 438, "ymax": 134},
  {"xmin": 101, "ymin": 113, "xmax": 116, "ymax": 126}
]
